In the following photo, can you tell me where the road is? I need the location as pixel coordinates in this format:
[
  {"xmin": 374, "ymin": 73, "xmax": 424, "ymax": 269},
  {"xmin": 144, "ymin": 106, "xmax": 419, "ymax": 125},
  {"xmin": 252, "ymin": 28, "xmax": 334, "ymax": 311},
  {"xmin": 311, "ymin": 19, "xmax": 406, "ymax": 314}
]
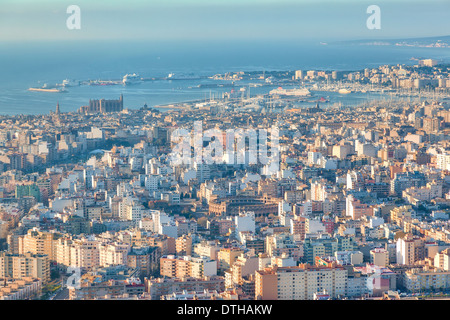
[
  {"xmin": 49, "ymin": 276, "xmax": 70, "ymax": 300},
  {"xmin": 51, "ymin": 287, "xmax": 69, "ymax": 300}
]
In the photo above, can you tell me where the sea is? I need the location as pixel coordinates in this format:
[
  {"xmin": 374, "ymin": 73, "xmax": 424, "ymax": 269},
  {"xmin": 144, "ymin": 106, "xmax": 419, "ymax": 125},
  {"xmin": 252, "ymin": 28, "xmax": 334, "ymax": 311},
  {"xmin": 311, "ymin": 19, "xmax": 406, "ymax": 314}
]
[{"xmin": 1, "ymin": 39, "xmax": 450, "ymax": 116}]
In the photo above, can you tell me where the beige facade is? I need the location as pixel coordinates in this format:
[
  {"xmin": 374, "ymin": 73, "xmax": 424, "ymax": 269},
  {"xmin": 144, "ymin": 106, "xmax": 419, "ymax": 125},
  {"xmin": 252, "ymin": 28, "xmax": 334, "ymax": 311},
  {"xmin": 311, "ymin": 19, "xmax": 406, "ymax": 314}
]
[
  {"xmin": 0, "ymin": 277, "xmax": 42, "ymax": 300},
  {"xmin": 175, "ymin": 234, "xmax": 192, "ymax": 256},
  {"xmin": 160, "ymin": 255, "xmax": 217, "ymax": 279},
  {"xmin": 217, "ymin": 248, "xmax": 244, "ymax": 271},
  {"xmin": 55, "ymin": 238, "xmax": 129, "ymax": 269},
  {"xmin": 370, "ymin": 248, "xmax": 389, "ymax": 267},
  {"xmin": 256, "ymin": 265, "xmax": 347, "ymax": 300},
  {"xmin": 0, "ymin": 252, "xmax": 50, "ymax": 284},
  {"xmin": 404, "ymin": 266, "xmax": 450, "ymax": 291},
  {"xmin": 19, "ymin": 228, "xmax": 62, "ymax": 261}
]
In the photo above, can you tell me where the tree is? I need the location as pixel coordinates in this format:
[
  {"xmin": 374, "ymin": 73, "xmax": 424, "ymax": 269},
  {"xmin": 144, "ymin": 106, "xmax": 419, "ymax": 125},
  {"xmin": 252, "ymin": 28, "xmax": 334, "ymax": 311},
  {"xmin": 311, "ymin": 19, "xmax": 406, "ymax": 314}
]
[
  {"xmin": 197, "ymin": 217, "xmax": 208, "ymax": 228},
  {"xmin": 50, "ymin": 269, "xmax": 60, "ymax": 280}
]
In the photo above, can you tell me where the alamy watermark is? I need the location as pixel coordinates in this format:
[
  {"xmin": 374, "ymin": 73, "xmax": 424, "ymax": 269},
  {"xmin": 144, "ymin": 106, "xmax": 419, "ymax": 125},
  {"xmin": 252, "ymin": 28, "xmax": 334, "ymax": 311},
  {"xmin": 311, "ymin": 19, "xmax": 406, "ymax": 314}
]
[
  {"xmin": 66, "ymin": 266, "xmax": 81, "ymax": 289},
  {"xmin": 169, "ymin": 121, "xmax": 280, "ymax": 174},
  {"xmin": 66, "ymin": 5, "xmax": 81, "ymax": 30},
  {"xmin": 64, "ymin": 5, "xmax": 380, "ymax": 32},
  {"xmin": 367, "ymin": 5, "xmax": 381, "ymax": 30}
]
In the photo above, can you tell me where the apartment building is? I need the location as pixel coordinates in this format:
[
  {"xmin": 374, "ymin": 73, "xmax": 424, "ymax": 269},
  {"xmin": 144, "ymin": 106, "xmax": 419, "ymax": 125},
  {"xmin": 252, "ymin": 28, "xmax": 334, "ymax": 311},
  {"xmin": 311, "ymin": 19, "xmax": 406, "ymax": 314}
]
[
  {"xmin": 145, "ymin": 276, "xmax": 225, "ymax": 300},
  {"xmin": 396, "ymin": 236, "xmax": 425, "ymax": 265},
  {"xmin": 0, "ymin": 252, "xmax": 50, "ymax": 284},
  {"xmin": 217, "ymin": 247, "xmax": 244, "ymax": 271},
  {"xmin": 175, "ymin": 234, "xmax": 192, "ymax": 256},
  {"xmin": 403, "ymin": 266, "xmax": 450, "ymax": 292},
  {"xmin": 0, "ymin": 277, "xmax": 42, "ymax": 300},
  {"xmin": 19, "ymin": 228, "xmax": 62, "ymax": 261},
  {"xmin": 160, "ymin": 255, "xmax": 217, "ymax": 279},
  {"xmin": 370, "ymin": 248, "xmax": 390, "ymax": 267},
  {"xmin": 255, "ymin": 265, "xmax": 347, "ymax": 300}
]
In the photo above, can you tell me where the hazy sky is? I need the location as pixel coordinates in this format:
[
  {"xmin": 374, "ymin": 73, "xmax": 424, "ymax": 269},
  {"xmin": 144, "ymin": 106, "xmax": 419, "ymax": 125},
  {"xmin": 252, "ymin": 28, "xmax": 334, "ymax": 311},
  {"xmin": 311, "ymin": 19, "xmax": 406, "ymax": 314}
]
[{"xmin": 0, "ymin": 0, "xmax": 449, "ymax": 42}]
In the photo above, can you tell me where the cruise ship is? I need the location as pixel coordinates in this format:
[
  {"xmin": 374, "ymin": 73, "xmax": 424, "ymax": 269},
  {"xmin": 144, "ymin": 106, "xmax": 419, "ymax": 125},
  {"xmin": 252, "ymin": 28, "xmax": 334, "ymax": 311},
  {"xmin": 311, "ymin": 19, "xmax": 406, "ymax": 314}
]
[
  {"xmin": 269, "ymin": 87, "xmax": 311, "ymax": 97},
  {"xmin": 122, "ymin": 73, "xmax": 142, "ymax": 85}
]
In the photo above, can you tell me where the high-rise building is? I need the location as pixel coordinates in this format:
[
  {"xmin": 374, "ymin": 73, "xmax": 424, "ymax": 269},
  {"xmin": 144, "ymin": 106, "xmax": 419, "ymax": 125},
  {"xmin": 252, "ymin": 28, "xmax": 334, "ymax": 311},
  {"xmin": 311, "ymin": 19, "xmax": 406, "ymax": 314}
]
[
  {"xmin": 127, "ymin": 246, "xmax": 161, "ymax": 277},
  {"xmin": 290, "ymin": 216, "xmax": 307, "ymax": 241},
  {"xmin": 175, "ymin": 235, "xmax": 192, "ymax": 256},
  {"xmin": 422, "ymin": 117, "xmax": 440, "ymax": 133},
  {"xmin": 396, "ymin": 236, "xmax": 425, "ymax": 265},
  {"xmin": 346, "ymin": 195, "xmax": 373, "ymax": 220},
  {"xmin": 19, "ymin": 229, "xmax": 62, "ymax": 261}
]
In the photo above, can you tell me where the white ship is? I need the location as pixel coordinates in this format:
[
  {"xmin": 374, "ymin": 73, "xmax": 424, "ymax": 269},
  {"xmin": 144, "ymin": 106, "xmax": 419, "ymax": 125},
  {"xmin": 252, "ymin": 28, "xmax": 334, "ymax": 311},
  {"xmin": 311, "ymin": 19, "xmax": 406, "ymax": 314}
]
[
  {"xmin": 28, "ymin": 86, "xmax": 66, "ymax": 93},
  {"xmin": 167, "ymin": 73, "xmax": 199, "ymax": 80},
  {"xmin": 338, "ymin": 88, "xmax": 352, "ymax": 94},
  {"xmin": 62, "ymin": 79, "xmax": 80, "ymax": 87},
  {"xmin": 122, "ymin": 73, "xmax": 142, "ymax": 85},
  {"xmin": 269, "ymin": 87, "xmax": 311, "ymax": 97}
]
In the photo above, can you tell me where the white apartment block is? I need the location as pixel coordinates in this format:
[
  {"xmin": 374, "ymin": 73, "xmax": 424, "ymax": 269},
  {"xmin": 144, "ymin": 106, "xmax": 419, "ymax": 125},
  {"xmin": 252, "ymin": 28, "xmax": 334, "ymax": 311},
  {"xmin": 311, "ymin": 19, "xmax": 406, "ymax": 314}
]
[{"xmin": 437, "ymin": 153, "xmax": 450, "ymax": 171}]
